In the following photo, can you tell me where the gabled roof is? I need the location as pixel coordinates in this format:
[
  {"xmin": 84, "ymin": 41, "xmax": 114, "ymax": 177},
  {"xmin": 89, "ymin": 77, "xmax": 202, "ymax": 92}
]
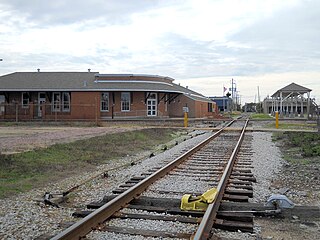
[
  {"xmin": 271, "ymin": 82, "xmax": 312, "ymax": 97},
  {"xmin": 0, "ymin": 71, "xmax": 211, "ymax": 102}
]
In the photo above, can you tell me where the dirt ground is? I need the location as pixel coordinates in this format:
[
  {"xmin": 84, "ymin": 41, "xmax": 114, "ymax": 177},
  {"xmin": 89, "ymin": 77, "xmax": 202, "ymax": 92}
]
[
  {"xmin": 255, "ymin": 217, "xmax": 320, "ymax": 240},
  {"xmin": 0, "ymin": 125, "xmax": 142, "ymax": 154}
]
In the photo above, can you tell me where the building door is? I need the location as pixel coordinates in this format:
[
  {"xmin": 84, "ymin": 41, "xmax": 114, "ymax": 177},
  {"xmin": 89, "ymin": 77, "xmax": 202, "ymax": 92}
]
[
  {"xmin": 147, "ymin": 93, "xmax": 157, "ymax": 116},
  {"xmin": 38, "ymin": 92, "xmax": 46, "ymax": 117}
]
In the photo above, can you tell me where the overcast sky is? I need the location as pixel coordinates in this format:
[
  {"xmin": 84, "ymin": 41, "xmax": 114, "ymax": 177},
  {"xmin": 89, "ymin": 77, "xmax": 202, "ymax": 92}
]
[{"xmin": 0, "ymin": 0, "xmax": 319, "ymax": 104}]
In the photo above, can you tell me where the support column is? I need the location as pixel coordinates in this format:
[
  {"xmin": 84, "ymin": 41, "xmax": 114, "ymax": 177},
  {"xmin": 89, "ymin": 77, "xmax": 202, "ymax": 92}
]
[
  {"xmin": 271, "ymin": 99, "xmax": 275, "ymax": 116},
  {"xmin": 295, "ymin": 97, "xmax": 298, "ymax": 117},
  {"xmin": 307, "ymin": 92, "xmax": 310, "ymax": 119},
  {"xmin": 300, "ymin": 96, "xmax": 304, "ymax": 118},
  {"xmin": 280, "ymin": 92, "xmax": 283, "ymax": 118},
  {"xmin": 290, "ymin": 96, "xmax": 294, "ymax": 118}
]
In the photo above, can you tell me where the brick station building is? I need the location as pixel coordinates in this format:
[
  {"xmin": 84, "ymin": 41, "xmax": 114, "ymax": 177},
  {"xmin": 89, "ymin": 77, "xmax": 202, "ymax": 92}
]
[{"xmin": 0, "ymin": 71, "xmax": 217, "ymax": 121}]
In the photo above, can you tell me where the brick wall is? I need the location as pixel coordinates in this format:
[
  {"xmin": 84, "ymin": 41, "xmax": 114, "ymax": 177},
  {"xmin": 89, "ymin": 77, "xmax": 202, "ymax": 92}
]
[{"xmin": 0, "ymin": 91, "xmax": 216, "ymax": 120}]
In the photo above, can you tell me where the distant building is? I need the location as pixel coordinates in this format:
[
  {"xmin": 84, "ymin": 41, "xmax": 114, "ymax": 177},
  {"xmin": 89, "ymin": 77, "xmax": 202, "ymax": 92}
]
[
  {"xmin": 262, "ymin": 82, "xmax": 317, "ymax": 118},
  {"xmin": 0, "ymin": 71, "xmax": 217, "ymax": 121},
  {"xmin": 209, "ymin": 96, "xmax": 232, "ymax": 112},
  {"xmin": 243, "ymin": 102, "xmax": 257, "ymax": 112}
]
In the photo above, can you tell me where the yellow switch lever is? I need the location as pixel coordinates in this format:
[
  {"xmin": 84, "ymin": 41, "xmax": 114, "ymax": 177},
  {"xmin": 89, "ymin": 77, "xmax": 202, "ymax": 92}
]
[{"xmin": 180, "ymin": 188, "xmax": 218, "ymax": 211}]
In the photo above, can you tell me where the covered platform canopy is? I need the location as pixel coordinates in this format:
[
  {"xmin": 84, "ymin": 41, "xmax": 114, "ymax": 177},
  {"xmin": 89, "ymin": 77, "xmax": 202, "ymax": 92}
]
[
  {"xmin": 271, "ymin": 82, "xmax": 311, "ymax": 98},
  {"xmin": 267, "ymin": 82, "xmax": 313, "ymax": 118}
]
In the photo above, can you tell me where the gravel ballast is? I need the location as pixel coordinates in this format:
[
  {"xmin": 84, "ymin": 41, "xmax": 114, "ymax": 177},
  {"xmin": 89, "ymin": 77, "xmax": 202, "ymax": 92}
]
[
  {"xmin": 1, "ymin": 122, "xmax": 316, "ymax": 239},
  {"xmin": 0, "ymin": 130, "xmax": 212, "ymax": 239}
]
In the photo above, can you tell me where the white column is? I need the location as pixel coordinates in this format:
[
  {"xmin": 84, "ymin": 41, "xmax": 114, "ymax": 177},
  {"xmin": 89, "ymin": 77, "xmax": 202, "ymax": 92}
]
[
  {"xmin": 307, "ymin": 92, "xmax": 310, "ymax": 119},
  {"xmin": 272, "ymin": 98, "xmax": 274, "ymax": 115},
  {"xmin": 280, "ymin": 92, "xmax": 283, "ymax": 117},
  {"xmin": 300, "ymin": 95, "xmax": 304, "ymax": 117},
  {"xmin": 295, "ymin": 97, "xmax": 298, "ymax": 116},
  {"xmin": 290, "ymin": 96, "xmax": 294, "ymax": 118}
]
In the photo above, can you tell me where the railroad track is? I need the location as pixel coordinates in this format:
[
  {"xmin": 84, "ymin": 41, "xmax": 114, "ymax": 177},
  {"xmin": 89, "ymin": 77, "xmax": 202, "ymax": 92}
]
[{"xmin": 52, "ymin": 118, "xmax": 254, "ymax": 240}]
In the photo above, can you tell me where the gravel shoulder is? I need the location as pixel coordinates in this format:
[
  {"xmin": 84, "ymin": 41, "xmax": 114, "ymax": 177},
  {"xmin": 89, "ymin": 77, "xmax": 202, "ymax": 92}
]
[{"xmin": 250, "ymin": 122, "xmax": 320, "ymax": 240}]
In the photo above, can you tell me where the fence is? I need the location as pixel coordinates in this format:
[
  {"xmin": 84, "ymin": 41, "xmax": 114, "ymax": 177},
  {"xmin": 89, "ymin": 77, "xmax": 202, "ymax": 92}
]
[
  {"xmin": 0, "ymin": 103, "xmax": 168, "ymax": 122},
  {"xmin": 0, "ymin": 103, "xmax": 99, "ymax": 122},
  {"xmin": 112, "ymin": 109, "xmax": 166, "ymax": 118}
]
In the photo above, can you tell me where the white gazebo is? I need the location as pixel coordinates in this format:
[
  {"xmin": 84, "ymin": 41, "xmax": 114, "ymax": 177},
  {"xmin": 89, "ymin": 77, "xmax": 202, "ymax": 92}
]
[{"xmin": 263, "ymin": 83, "xmax": 312, "ymax": 118}]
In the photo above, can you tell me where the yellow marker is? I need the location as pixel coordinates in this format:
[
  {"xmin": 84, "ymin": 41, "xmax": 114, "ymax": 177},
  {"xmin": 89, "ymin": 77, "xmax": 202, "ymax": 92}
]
[
  {"xmin": 184, "ymin": 112, "xmax": 188, "ymax": 127},
  {"xmin": 180, "ymin": 188, "xmax": 218, "ymax": 211},
  {"xmin": 275, "ymin": 111, "xmax": 279, "ymax": 128}
]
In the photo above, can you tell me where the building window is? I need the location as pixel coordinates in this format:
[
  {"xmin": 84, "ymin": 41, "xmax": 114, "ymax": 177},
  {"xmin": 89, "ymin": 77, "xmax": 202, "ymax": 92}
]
[
  {"xmin": 208, "ymin": 102, "xmax": 213, "ymax": 112},
  {"xmin": 0, "ymin": 95, "xmax": 5, "ymax": 114},
  {"xmin": 62, "ymin": 92, "xmax": 70, "ymax": 112},
  {"xmin": 121, "ymin": 92, "xmax": 130, "ymax": 111},
  {"xmin": 22, "ymin": 92, "xmax": 30, "ymax": 108},
  {"xmin": 101, "ymin": 92, "xmax": 109, "ymax": 112},
  {"xmin": 52, "ymin": 92, "xmax": 61, "ymax": 112}
]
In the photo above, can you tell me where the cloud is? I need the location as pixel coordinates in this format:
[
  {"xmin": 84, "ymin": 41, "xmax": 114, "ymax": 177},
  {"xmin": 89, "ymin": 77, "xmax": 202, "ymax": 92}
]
[
  {"xmin": 0, "ymin": 0, "xmax": 319, "ymax": 104},
  {"xmin": 228, "ymin": 0, "xmax": 320, "ymax": 74},
  {"xmin": 0, "ymin": 0, "xmax": 159, "ymax": 25}
]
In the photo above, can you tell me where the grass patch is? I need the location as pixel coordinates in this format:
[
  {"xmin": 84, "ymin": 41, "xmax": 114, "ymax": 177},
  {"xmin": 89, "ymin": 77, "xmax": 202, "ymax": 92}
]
[
  {"xmin": 272, "ymin": 131, "xmax": 320, "ymax": 163},
  {"xmin": 266, "ymin": 122, "xmax": 316, "ymax": 130},
  {"xmin": 0, "ymin": 128, "xmax": 180, "ymax": 198},
  {"xmin": 222, "ymin": 111, "xmax": 242, "ymax": 118},
  {"xmin": 250, "ymin": 113, "xmax": 273, "ymax": 119}
]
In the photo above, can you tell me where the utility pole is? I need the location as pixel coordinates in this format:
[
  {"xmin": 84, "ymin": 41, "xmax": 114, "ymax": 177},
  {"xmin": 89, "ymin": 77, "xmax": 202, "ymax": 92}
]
[
  {"xmin": 257, "ymin": 86, "xmax": 261, "ymax": 113},
  {"xmin": 231, "ymin": 78, "xmax": 237, "ymax": 111}
]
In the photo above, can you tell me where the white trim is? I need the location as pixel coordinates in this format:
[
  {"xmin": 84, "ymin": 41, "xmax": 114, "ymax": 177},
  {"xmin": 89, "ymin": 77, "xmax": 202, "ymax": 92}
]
[
  {"xmin": 62, "ymin": 92, "xmax": 71, "ymax": 112},
  {"xmin": 0, "ymin": 95, "xmax": 4, "ymax": 114},
  {"xmin": 1, "ymin": 89, "xmax": 185, "ymax": 93},
  {"xmin": 184, "ymin": 94, "xmax": 213, "ymax": 103},
  {"xmin": 94, "ymin": 80, "xmax": 174, "ymax": 87},
  {"xmin": 121, "ymin": 92, "xmax": 130, "ymax": 112},
  {"xmin": 147, "ymin": 93, "xmax": 157, "ymax": 117},
  {"xmin": 21, "ymin": 92, "xmax": 29, "ymax": 108},
  {"xmin": 100, "ymin": 92, "xmax": 109, "ymax": 112},
  {"xmin": 95, "ymin": 74, "xmax": 174, "ymax": 81},
  {"xmin": 38, "ymin": 92, "xmax": 46, "ymax": 117},
  {"xmin": 52, "ymin": 92, "xmax": 61, "ymax": 112}
]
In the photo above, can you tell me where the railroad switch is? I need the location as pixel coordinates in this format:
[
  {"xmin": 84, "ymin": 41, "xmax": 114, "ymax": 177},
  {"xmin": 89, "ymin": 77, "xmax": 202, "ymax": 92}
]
[
  {"xmin": 43, "ymin": 192, "xmax": 60, "ymax": 208},
  {"xmin": 180, "ymin": 188, "xmax": 217, "ymax": 211},
  {"xmin": 266, "ymin": 194, "xmax": 294, "ymax": 209}
]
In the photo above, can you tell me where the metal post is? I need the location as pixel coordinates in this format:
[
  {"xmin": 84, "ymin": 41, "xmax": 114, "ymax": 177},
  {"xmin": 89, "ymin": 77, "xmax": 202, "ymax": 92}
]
[
  {"xmin": 275, "ymin": 111, "xmax": 279, "ymax": 129},
  {"xmin": 184, "ymin": 112, "xmax": 188, "ymax": 127}
]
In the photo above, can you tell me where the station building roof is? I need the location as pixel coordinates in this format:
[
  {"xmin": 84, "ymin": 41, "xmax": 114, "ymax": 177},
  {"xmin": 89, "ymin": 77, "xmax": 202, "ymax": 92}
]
[
  {"xmin": 271, "ymin": 82, "xmax": 312, "ymax": 98},
  {"xmin": 0, "ymin": 72, "xmax": 213, "ymax": 103}
]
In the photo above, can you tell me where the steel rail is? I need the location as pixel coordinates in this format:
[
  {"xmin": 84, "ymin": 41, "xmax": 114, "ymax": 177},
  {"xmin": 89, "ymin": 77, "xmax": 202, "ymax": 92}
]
[
  {"xmin": 51, "ymin": 120, "xmax": 236, "ymax": 240},
  {"xmin": 193, "ymin": 118, "xmax": 249, "ymax": 240}
]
